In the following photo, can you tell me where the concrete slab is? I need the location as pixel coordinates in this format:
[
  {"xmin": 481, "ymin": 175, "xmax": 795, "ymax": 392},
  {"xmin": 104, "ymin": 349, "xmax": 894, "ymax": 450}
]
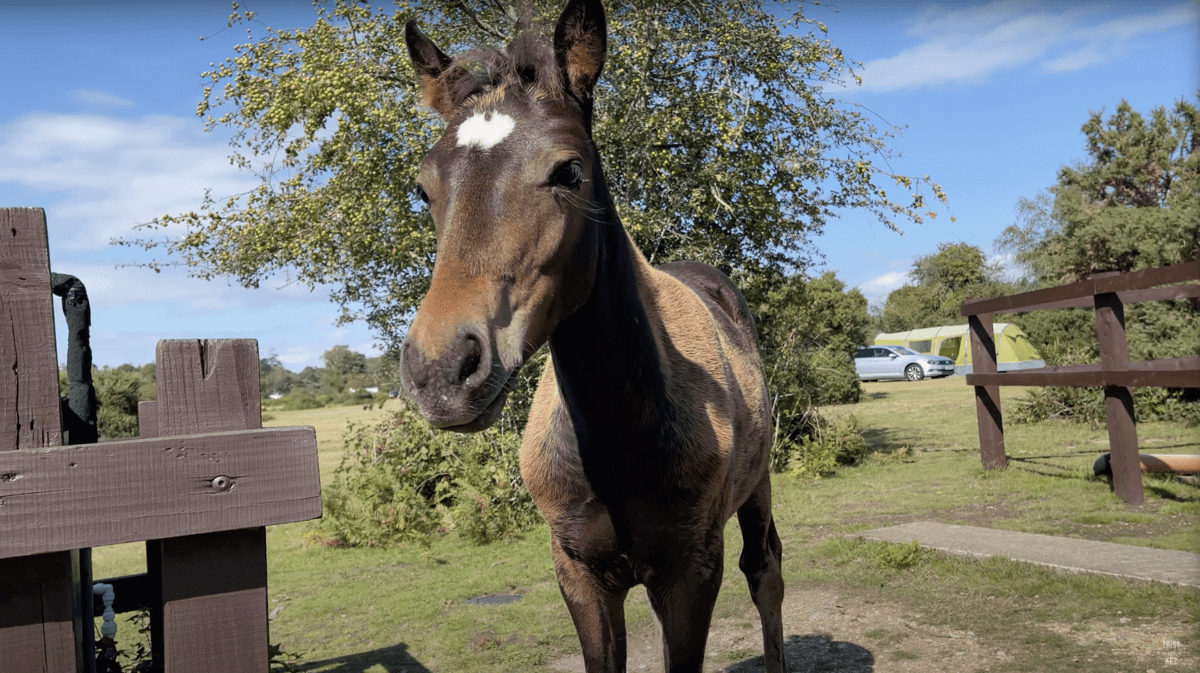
[{"xmin": 853, "ymin": 521, "xmax": 1200, "ymax": 588}]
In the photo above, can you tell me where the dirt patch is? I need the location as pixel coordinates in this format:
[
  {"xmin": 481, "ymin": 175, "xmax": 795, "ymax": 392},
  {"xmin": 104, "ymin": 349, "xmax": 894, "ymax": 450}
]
[
  {"xmin": 1045, "ymin": 619, "xmax": 1195, "ymax": 670},
  {"xmin": 546, "ymin": 588, "xmax": 1000, "ymax": 672}
]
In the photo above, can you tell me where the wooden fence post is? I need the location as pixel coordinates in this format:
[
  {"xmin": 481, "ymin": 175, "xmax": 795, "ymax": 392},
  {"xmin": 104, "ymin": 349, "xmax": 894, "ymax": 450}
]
[
  {"xmin": 0, "ymin": 208, "xmax": 83, "ymax": 672},
  {"xmin": 968, "ymin": 312, "xmax": 1007, "ymax": 469},
  {"xmin": 145, "ymin": 339, "xmax": 270, "ymax": 673},
  {"xmin": 1095, "ymin": 292, "xmax": 1142, "ymax": 505}
]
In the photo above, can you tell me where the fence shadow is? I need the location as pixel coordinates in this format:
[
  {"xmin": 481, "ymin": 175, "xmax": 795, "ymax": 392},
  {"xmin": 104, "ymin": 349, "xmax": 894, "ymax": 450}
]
[
  {"xmin": 296, "ymin": 642, "xmax": 432, "ymax": 673},
  {"xmin": 724, "ymin": 634, "xmax": 874, "ymax": 672}
]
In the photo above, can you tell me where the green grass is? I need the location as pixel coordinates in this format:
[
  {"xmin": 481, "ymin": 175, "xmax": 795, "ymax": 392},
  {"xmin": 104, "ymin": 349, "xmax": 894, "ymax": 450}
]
[{"xmin": 88, "ymin": 380, "xmax": 1199, "ymax": 671}]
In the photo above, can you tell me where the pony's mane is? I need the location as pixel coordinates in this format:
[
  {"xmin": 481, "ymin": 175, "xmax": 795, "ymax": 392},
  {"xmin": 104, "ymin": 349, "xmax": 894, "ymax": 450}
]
[{"xmin": 449, "ymin": 25, "xmax": 565, "ymax": 108}]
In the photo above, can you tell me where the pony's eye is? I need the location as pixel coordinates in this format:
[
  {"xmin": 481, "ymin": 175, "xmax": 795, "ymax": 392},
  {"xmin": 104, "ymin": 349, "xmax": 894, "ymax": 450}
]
[
  {"xmin": 549, "ymin": 160, "xmax": 583, "ymax": 189},
  {"xmin": 415, "ymin": 185, "xmax": 430, "ymax": 205}
]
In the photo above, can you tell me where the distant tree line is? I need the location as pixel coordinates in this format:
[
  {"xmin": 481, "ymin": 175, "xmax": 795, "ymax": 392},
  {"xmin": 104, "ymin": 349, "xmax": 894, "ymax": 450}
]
[{"xmin": 70, "ymin": 345, "xmax": 398, "ymax": 439}]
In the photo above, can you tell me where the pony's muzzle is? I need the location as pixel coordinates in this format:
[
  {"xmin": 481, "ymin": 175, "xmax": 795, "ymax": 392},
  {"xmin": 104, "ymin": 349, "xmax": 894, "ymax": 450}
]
[{"xmin": 400, "ymin": 325, "xmax": 504, "ymax": 430}]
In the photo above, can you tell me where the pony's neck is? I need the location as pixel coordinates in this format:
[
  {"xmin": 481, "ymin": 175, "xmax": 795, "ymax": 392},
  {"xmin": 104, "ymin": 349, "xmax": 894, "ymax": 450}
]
[{"xmin": 547, "ymin": 156, "xmax": 671, "ymax": 449}]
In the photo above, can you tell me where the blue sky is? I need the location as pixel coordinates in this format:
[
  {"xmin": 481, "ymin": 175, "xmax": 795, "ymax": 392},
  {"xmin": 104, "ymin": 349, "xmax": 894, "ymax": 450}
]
[{"xmin": 1, "ymin": 1, "xmax": 1196, "ymax": 371}]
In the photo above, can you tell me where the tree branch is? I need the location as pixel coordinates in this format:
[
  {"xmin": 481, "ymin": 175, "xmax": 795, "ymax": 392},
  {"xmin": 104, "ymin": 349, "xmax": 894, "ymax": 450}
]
[{"xmin": 448, "ymin": 0, "xmax": 507, "ymax": 41}]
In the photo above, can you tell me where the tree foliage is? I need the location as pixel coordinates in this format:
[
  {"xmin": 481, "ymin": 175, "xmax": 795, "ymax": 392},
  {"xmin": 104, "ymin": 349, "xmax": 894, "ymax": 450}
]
[
  {"xmin": 997, "ymin": 95, "xmax": 1200, "ymax": 426},
  {"xmin": 751, "ymin": 270, "xmax": 869, "ymax": 469},
  {"xmin": 122, "ymin": 0, "xmax": 947, "ymax": 351},
  {"xmin": 877, "ymin": 242, "xmax": 1013, "ymax": 333},
  {"xmin": 999, "ymin": 96, "xmax": 1200, "ymax": 285}
]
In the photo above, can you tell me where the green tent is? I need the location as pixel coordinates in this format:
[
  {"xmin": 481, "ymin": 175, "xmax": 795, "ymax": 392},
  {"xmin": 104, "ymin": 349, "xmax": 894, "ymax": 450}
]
[{"xmin": 873, "ymin": 323, "xmax": 1044, "ymax": 375}]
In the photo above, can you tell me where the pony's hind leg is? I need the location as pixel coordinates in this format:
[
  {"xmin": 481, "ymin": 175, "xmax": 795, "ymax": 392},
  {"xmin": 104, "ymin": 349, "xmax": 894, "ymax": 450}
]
[{"xmin": 737, "ymin": 478, "xmax": 786, "ymax": 672}]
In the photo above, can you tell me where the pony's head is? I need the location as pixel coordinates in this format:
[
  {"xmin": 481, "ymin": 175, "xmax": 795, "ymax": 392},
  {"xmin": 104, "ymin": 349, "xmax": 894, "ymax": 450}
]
[{"xmin": 400, "ymin": 0, "xmax": 608, "ymax": 431}]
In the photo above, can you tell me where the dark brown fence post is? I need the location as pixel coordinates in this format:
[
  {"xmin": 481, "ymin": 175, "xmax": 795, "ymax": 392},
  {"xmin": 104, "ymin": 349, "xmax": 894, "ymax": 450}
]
[
  {"xmin": 146, "ymin": 339, "xmax": 270, "ymax": 673},
  {"xmin": 0, "ymin": 208, "xmax": 83, "ymax": 672},
  {"xmin": 968, "ymin": 311, "xmax": 1007, "ymax": 469},
  {"xmin": 1094, "ymin": 292, "xmax": 1142, "ymax": 504}
]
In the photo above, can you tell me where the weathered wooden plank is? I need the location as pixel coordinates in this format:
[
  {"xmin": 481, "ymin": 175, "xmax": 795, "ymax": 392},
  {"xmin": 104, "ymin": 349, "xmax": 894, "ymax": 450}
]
[
  {"xmin": 160, "ymin": 529, "xmax": 269, "ymax": 671},
  {"xmin": 996, "ymin": 283, "xmax": 1200, "ymax": 313},
  {"xmin": 155, "ymin": 339, "xmax": 262, "ymax": 436},
  {"xmin": 960, "ymin": 259, "xmax": 1199, "ymax": 316},
  {"xmin": 0, "ymin": 551, "xmax": 82, "ymax": 673},
  {"xmin": 1095, "ymin": 292, "xmax": 1142, "ymax": 505},
  {"xmin": 0, "ymin": 207, "xmax": 80, "ymax": 672},
  {"xmin": 0, "ymin": 426, "xmax": 321, "ymax": 559},
  {"xmin": 150, "ymin": 338, "xmax": 272, "ymax": 673},
  {"xmin": 969, "ymin": 313, "xmax": 1006, "ymax": 469},
  {"xmin": 138, "ymin": 400, "xmax": 159, "ymax": 439},
  {"xmin": 1, "ymin": 208, "xmax": 62, "ymax": 451},
  {"xmin": 965, "ymin": 358, "xmax": 1200, "ymax": 388}
]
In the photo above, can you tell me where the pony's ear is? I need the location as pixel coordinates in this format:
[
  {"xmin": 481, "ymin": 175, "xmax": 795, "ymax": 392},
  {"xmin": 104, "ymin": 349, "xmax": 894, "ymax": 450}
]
[
  {"xmin": 406, "ymin": 20, "xmax": 478, "ymax": 118},
  {"xmin": 553, "ymin": 0, "xmax": 606, "ymax": 123}
]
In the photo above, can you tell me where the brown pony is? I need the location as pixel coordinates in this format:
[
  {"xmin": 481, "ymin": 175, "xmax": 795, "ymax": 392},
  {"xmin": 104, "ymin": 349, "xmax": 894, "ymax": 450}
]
[{"xmin": 400, "ymin": 1, "xmax": 785, "ymax": 670}]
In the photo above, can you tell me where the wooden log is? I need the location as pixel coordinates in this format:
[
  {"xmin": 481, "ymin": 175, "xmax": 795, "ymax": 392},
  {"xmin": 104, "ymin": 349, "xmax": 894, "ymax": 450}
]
[
  {"xmin": 1094, "ymin": 453, "xmax": 1200, "ymax": 476},
  {"xmin": 1138, "ymin": 454, "xmax": 1200, "ymax": 474},
  {"xmin": 0, "ymin": 207, "xmax": 81, "ymax": 672}
]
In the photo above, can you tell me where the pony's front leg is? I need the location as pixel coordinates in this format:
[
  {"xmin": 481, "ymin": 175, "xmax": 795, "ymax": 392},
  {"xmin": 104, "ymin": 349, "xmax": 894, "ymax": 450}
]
[
  {"xmin": 644, "ymin": 537, "xmax": 725, "ymax": 673},
  {"xmin": 552, "ymin": 538, "xmax": 630, "ymax": 673}
]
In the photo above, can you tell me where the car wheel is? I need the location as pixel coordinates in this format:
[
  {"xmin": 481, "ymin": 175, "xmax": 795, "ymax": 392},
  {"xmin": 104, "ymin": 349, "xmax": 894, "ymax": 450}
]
[{"xmin": 905, "ymin": 364, "xmax": 924, "ymax": 381}]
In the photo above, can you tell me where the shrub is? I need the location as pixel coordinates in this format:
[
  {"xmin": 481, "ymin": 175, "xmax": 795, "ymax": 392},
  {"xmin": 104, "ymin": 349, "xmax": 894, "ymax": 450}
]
[
  {"xmin": 319, "ymin": 399, "xmax": 540, "ymax": 547},
  {"xmin": 278, "ymin": 389, "xmax": 324, "ymax": 410},
  {"xmin": 773, "ymin": 411, "xmax": 869, "ymax": 478}
]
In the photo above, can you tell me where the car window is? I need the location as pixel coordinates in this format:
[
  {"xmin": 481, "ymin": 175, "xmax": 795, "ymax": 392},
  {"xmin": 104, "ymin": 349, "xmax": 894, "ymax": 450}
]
[
  {"xmin": 854, "ymin": 348, "xmax": 873, "ymax": 359},
  {"xmin": 892, "ymin": 346, "xmax": 920, "ymax": 356}
]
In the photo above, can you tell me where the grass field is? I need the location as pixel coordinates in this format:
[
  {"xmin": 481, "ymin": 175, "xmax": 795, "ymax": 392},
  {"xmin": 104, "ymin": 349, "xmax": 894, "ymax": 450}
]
[{"xmin": 89, "ymin": 378, "xmax": 1199, "ymax": 672}]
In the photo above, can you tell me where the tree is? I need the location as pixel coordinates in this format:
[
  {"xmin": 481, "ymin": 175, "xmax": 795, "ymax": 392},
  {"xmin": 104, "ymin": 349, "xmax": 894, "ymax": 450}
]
[
  {"xmin": 997, "ymin": 96, "xmax": 1200, "ymax": 425},
  {"xmin": 999, "ymin": 96, "xmax": 1200, "ymax": 285},
  {"xmin": 319, "ymin": 344, "xmax": 369, "ymax": 392},
  {"xmin": 259, "ymin": 355, "xmax": 297, "ymax": 397},
  {"xmin": 121, "ymin": 0, "xmax": 947, "ymax": 352},
  {"xmin": 94, "ymin": 366, "xmax": 143, "ymax": 439},
  {"xmin": 753, "ymin": 271, "xmax": 869, "ymax": 460},
  {"xmin": 878, "ymin": 242, "xmax": 1012, "ymax": 332}
]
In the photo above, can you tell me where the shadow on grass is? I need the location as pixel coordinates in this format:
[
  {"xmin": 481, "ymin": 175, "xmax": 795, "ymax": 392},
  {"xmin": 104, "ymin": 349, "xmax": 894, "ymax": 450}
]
[
  {"xmin": 296, "ymin": 642, "xmax": 432, "ymax": 673},
  {"xmin": 860, "ymin": 427, "xmax": 915, "ymax": 455},
  {"xmin": 725, "ymin": 634, "xmax": 874, "ymax": 672}
]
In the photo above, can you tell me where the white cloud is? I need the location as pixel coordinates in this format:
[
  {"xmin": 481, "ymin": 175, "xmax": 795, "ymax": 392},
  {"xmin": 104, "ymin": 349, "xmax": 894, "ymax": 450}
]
[
  {"xmin": 45, "ymin": 261, "xmax": 322, "ymax": 315},
  {"xmin": 857, "ymin": 270, "xmax": 911, "ymax": 306},
  {"xmin": 0, "ymin": 112, "xmax": 253, "ymax": 249},
  {"xmin": 72, "ymin": 89, "xmax": 134, "ymax": 108},
  {"xmin": 856, "ymin": 1, "xmax": 1197, "ymax": 92}
]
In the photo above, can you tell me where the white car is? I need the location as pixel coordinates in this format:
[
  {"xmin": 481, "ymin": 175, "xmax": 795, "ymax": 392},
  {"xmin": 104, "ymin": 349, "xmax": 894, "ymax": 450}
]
[{"xmin": 854, "ymin": 345, "xmax": 955, "ymax": 381}]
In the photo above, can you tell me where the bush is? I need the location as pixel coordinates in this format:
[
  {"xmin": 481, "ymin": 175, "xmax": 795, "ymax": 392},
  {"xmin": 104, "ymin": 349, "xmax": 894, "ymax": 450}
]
[
  {"xmin": 319, "ymin": 399, "xmax": 540, "ymax": 547},
  {"xmin": 277, "ymin": 389, "xmax": 324, "ymax": 410},
  {"xmin": 773, "ymin": 411, "xmax": 869, "ymax": 478},
  {"xmin": 1007, "ymin": 337, "xmax": 1200, "ymax": 428}
]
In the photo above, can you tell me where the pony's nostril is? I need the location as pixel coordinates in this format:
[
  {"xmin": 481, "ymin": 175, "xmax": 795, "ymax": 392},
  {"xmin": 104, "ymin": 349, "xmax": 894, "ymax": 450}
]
[
  {"xmin": 458, "ymin": 334, "xmax": 483, "ymax": 385},
  {"xmin": 402, "ymin": 342, "xmax": 430, "ymax": 389}
]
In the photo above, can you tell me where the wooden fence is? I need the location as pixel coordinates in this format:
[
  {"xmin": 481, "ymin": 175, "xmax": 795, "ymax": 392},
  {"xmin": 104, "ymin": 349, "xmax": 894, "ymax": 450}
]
[
  {"xmin": 1, "ymin": 208, "xmax": 322, "ymax": 672},
  {"xmin": 960, "ymin": 259, "xmax": 1200, "ymax": 505}
]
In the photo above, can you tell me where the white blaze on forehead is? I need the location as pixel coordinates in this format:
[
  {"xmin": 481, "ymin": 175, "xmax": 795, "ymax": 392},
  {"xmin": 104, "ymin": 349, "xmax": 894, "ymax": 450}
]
[{"xmin": 455, "ymin": 112, "xmax": 516, "ymax": 150}]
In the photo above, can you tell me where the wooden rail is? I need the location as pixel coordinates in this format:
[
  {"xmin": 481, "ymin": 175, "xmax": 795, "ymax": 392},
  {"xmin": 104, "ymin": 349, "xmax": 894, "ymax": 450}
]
[
  {"xmin": 0, "ymin": 208, "xmax": 322, "ymax": 672},
  {"xmin": 960, "ymin": 259, "xmax": 1200, "ymax": 505}
]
